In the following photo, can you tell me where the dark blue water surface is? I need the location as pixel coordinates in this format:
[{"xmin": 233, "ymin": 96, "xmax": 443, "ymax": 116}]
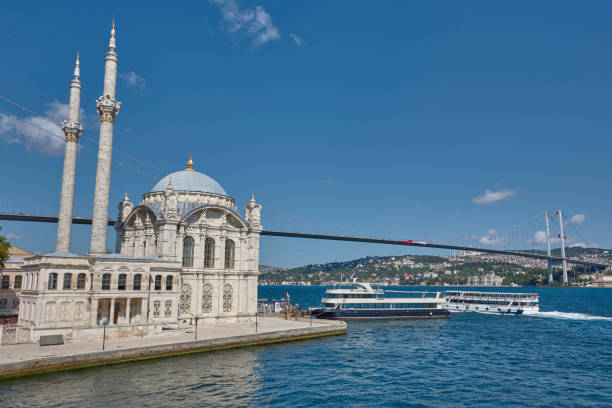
[{"xmin": 1, "ymin": 286, "xmax": 611, "ymax": 407}]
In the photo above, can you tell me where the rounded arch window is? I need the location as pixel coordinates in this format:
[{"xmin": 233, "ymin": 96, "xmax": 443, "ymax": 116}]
[
  {"xmin": 182, "ymin": 236, "xmax": 195, "ymax": 267},
  {"xmin": 204, "ymin": 237, "xmax": 215, "ymax": 268},
  {"xmin": 224, "ymin": 239, "xmax": 235, "ymax": 269}
]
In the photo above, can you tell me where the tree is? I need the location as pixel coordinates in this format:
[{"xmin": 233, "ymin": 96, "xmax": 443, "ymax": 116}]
[{"xmin": 0, "ymin": 226, "xmax": 11, "ymax": 270}]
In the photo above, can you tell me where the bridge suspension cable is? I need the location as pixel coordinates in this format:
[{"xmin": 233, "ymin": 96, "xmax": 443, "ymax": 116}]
[{"xmin": 0, "ymin": 95, "xmax": 167, "ymax": 179}]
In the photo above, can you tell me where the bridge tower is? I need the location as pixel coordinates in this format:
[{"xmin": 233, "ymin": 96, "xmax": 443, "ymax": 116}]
[
  {"xmin": 545, "ymin": 210, "xmax": 568, "ymax": 285},
  {"xmin": 56, "ymin": 53, "xmax": 84, "ymax": 253},
  {"xmin": 90, "ymin": 21, "xmax": 121, "ymax": 254}
]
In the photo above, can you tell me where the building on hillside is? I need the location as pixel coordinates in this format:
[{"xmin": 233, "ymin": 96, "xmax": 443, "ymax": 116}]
[
  {"xmin": 467, "ymin": 273, "xmax": 503, "ymax": 286},
  {"xmin": 16, "ymin": 23, "xmax": 262, "ymax": 343}
]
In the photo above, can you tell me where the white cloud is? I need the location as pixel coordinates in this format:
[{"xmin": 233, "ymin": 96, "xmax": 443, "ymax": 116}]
[
  {"xmin": 527, "ymin": 230, "xmax": 560, "ymax": 245},
  {"xmin": 119, "ymin": 71, "xmax": 146, "ymax": 89},
  {"xmin": 6, "ymin": 233, "xmax": 24, "ymax": 240},
  {"xmin": 570, "ymin": 242, "xmax": 598, "ymax": 249},
  {"xmin": 289, "ymin": 33, "xmax": 302, "ymax": 46},
  {"xmin": 472, "ymin": 189, "xmax": 517, "ymax": 205},
  {"xmin": 566, "ymin": 214, "xmax": 586, "ymax": 226},
  {"xmin": 0, "ymin": 101, "xmax": 70, "ymax": 155},
  {"xmin": 479, "ymin": 229, "xmax": 506, "ymax": 246},
  {"xmin": 210, "ymin": 0, "xmax": 281, "ymax": 46}
]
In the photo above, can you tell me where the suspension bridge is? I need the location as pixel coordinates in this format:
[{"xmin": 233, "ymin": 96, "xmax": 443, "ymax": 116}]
[
  {"xmin": 0, "ymin": 210, "xmax": 607, "ymax": 284},
  {"xmin": 0, "ymin": 94, "xmax": 607, "ymax": 285}
]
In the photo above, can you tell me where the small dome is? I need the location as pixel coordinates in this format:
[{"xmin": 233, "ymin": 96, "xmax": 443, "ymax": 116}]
[{"xmin": 151, "ymin": 170, "xmax": 227, "ymax": 195}]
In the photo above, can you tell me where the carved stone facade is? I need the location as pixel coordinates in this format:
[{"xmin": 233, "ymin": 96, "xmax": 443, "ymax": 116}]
[
  {"xmin": 14, "ymin": 24, "xmax": 262, "ymax": 343},
  {"xmin": 113, "ymin": 160, "xmax": 262, "ymax": 325}
]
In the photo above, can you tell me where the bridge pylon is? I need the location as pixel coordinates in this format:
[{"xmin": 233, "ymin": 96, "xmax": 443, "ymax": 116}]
[{"xmin": 545, "ymin": 210, "xmax": 568, "ymax": 285}]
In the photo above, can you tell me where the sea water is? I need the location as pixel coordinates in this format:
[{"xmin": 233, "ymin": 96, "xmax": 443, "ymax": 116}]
[{"xmin": 0, "ymin": 287, "xmax": 610, "ymax": 407}]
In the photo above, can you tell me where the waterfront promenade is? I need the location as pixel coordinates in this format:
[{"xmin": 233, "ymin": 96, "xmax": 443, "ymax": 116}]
[{"xmin": 0, "ymin": 317, "xmax": 346, "ymax": 379}]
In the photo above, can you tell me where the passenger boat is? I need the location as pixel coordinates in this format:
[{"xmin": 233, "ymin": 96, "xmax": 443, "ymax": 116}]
[
  {"xmin": 444, "ymin": 290, "xmax": 539, "ymax": 315},
  {"xmin": 310, "ymin": 282, "xmax": 450, "ymax": 320}
]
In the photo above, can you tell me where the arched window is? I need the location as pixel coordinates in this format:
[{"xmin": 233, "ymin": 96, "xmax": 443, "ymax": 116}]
[
  {"xmin": 63, "ymin": 273, "xmax": 72, "ymax": 290},
  {"xmin": 48, "ymin": 273, "xmax": 58, "ymax": 290},
  {"xmin": 223, "ymin": 284, "xmax": 232, "ymax": 312},
  {"xmin": 224, "ymin": 239, "xmax": 235, "ymax": 269},
  {"xmin": 101, "ymin": 273, "xmax": 111, "ymax": 290},
  {"xmin": 118, "ymin": 274, "xmax": 127, "ymax": 290},
  {"xmin": 14, "ymin": 276, "xmax": 22, "ymax": 289},
  {"xmin": 0, "ymin": 299, "xmax": 7, "ymax": 309},
  {"xmin": 204, "ymin": 237, "xmax": 215, "ymax": 268},
  {"xmin": 182, "ymin": 236, "xmax": 195, "ymax": 267},
  {"xmin": 1, "ymin": 275, "xmax": 10, "ymax": 289},
  {"xmin": 201, "ymin": 283, "xmax": 213, "ymax": 313},
  {"xmin": 133, "ymin": 274, "xmax": 142, "ymax": 290},
  {"xmin": 77, "ymin": 273, "xmax": 86, "ymax": 289},
  {"xmin": 166, "ymin": 275, "xmax": 173, "ymax": 290},
  {"xmin": 12, "ymin": 298, "xmax": 19, "ymax": 310},
  {"xmin": 154, "ymin": 275, "xmax": 162, "ymax": 291}
]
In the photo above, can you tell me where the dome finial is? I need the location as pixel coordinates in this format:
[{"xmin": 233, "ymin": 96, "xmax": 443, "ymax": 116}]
[{"xmin": 186, "ymin": 152, "xmax": 194, "ymax": 171}]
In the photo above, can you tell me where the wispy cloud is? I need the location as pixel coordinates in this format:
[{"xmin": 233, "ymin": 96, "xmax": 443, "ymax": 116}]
[
  {"xmin": 0, "ymin": 101, "xmax": 70, "ymax": 155},
  {"xmin": 478, "ymin": 229, "xmax": 506, "ymax": 246},
  {"xmin": 320, "ymin": 179, "xmax": 336, "ymax": 185},
  {"xmin": 119, "ymin": 71, "xmax": 146, "ymax": 89},
  {"xmin": 566, "ymin": 214, "xmax": 586, "ymax": 226},
  {"xmin": 289, "ymin": 33, "xmax": 302, "ymax": 46},
  {"xmin": 472, "ymin": 189, "xmax": 517, "ymax": 205},
  {"xmin": 6, "ymin": 233, "xmax": 24, "ymax": 241},
  {"xmin": 209, "ymin": 0, "xmax": 280, "ymax": 46}
]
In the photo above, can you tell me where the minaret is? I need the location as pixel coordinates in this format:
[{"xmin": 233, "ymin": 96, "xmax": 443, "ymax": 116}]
[
  {"xmin": 56, "ymin": 53, "xmax": 84, "ymax": 253},
  {"xmin": 90, "ymin": 21, "xmax": 121, "ymax": 254}
]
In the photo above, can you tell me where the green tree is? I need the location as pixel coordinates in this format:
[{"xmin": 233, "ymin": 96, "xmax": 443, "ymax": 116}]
[{"xmin": 0, "ymin": 226, "xmax": 11, "ymax": 270}]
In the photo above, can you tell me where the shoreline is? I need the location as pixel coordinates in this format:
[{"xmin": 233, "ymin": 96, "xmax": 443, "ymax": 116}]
[{"xmin": 0, "ymin": 317, "xmax": 346, "ymax": 380}]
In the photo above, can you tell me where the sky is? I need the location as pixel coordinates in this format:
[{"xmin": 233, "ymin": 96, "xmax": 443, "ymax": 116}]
[{"xmin": 0, "ymin": 1, "xmax": 611, "ymax": 267}]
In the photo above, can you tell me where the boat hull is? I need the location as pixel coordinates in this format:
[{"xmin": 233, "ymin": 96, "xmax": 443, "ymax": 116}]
[
  {"xmin": 445, "ymin": 302, "xmax": 538, "ymax": 315},
  {"xmin": 311, "ymin": 308, "xmax": 450, "ymax": 320}
]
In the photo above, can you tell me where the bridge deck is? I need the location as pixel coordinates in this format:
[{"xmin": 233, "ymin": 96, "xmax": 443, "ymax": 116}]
[{"xmin": 0, "ymin": 212, "xmax": 605, "ymax": 269}]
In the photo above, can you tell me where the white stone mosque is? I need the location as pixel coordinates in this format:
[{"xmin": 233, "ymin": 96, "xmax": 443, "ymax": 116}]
[{"xmin": 17, "ymin": 23, "xmax": 262, "ymax": 342}]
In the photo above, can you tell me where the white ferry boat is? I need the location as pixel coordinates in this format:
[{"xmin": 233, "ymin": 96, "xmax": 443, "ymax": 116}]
[
  {"xmin": 445, "ymin": 290, "xmax": 539, "ymax": 315},
  {"xmin": 310, "ymin": 282, "xmax": 450, "ymax": 320}
]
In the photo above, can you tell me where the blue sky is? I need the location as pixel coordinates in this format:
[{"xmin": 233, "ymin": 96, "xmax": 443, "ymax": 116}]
[{"xmin": 1, "ymin": 1, "xmax": 611, "ymax": 267}]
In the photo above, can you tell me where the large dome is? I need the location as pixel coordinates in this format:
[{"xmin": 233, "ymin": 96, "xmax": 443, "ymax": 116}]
[{"xmin": 151, "ymin": 170, "xmax": 227, "ymax": 196}]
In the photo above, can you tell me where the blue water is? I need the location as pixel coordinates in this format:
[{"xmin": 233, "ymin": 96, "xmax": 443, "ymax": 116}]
[{"xmin": 1, "ymin": 286, "xmax": 611, "ymax": 407}]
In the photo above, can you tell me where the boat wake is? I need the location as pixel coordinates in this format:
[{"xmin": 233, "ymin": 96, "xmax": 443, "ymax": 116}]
[{"xmin": 524, "ymin": 311, "xmax": 612, "ymax": 321}]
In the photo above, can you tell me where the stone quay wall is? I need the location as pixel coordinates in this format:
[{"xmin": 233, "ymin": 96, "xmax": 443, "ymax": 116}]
[{"xmin": 0, "ymin": 320, "xmax": 346, "ymax": 379}]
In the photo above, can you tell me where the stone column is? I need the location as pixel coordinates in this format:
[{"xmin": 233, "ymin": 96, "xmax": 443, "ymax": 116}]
[
  {"xmin": 141, "ymin": 298, "xmax": 147, "ymax": 323},
  {"xmin": 90, "ymin": 298, "xmax": 98, "ymax": 326},
  {"xmin": 126, "ymin": 298, "xmax": 131, "ymax": 324},
  {"xmin": 90, "ymin": 23, "xmax": 121, "ymax": 254},
  {"xmin": 109, "ymin": 298, "xmax": 115, "ymax": 325}
]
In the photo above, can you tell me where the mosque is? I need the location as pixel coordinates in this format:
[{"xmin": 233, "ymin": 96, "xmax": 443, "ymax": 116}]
[{"xmin": 16, "ymin": 23, "xmax": 262, "ymax": 342}]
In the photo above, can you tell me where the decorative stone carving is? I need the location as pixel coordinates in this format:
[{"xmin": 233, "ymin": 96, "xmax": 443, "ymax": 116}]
[
  {"xmin": 202, "ymin": 283, "xmax": 213, "ymax": 313},
  {"xmin": 164, "ymin": 300, "xmax": 172, "ymax": 317},
  {"xmin": 96, "ymin": 95, "xmax": 121, "ymax": 123},
  {"xmin": 61, "ymin": 120, "xmax": 83, "ymax": 142},
  {"xmin": 153, "ymin": 300, "xmax": 161, "ymax": 317},
  {"xmin": 179, "ymin": 284, "xmax": 192, "ymax": 314},
  {"xmin": 223, "ymin": 284, "xmax": 232, "ymax": 312}
]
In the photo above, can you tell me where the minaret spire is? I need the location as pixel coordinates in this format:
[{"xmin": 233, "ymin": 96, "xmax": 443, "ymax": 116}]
[
  {"xmin": 56, "ymin": 52, "xmax": 84, "ymax": 253},
  {"xmin": 90, "ymin": 21, "xmax": 122, "ymax": 254}
]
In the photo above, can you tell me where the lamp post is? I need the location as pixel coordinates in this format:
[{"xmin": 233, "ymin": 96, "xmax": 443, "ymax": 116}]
[
  {"xmin": 194, "ymin": 315, "xmax": 199, "ymax": 341},
  {"xmin": 255, "ymin": 312, "xmax": 258, "ymax": 333},
  {"xmin": 102, "ymin": 319, "xmax": 109, "ymax": 350}
]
